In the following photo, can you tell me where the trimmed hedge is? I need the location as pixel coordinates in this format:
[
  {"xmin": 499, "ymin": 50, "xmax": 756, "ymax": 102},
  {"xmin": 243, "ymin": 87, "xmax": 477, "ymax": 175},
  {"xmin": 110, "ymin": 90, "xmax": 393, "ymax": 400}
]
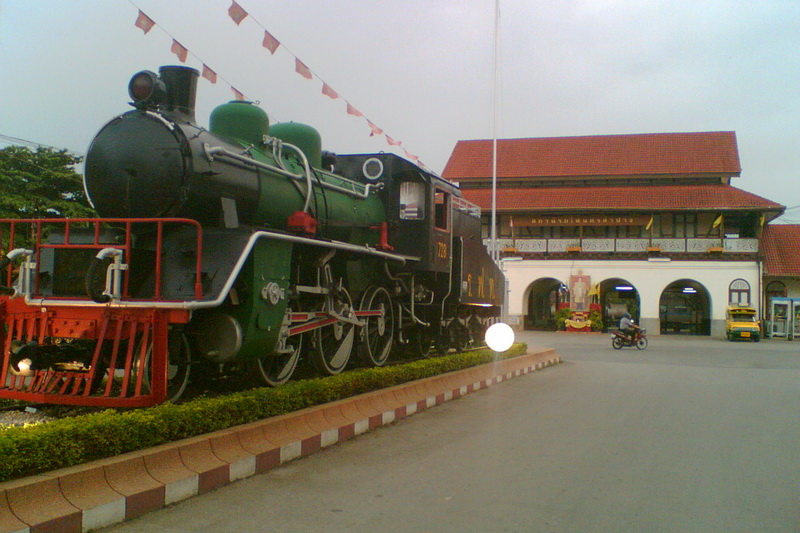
[{"xmin": 0, "ymin": 344, "xmax": 527, "ymax": 482}]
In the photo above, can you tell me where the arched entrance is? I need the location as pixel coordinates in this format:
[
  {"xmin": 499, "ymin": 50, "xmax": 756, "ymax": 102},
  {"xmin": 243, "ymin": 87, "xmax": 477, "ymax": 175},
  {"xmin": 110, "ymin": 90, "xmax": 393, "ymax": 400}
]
[
  {"xmin": 599, "ymin": 278, "xmax": 640, "ymax": 332},
  {"xmin": 525, "ymin": 278, "xmax": 567, "ymax": 330},
  {"xmin": 659, "ymin": 279, "xmax": 711, "ymax": 335}
]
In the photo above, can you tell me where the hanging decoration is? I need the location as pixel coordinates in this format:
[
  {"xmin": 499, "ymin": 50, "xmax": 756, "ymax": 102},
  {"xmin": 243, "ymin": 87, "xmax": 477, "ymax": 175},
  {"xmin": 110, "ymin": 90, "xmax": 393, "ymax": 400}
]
[
  {"xmin": 201, "ymin": 65, "xmax": 218, "ymax": 84},
  {"xmin": 227, "ymin": 1, "xmax": 248, "ymax": 25},
  {"xmin": 170, "ymin": 40, "xmax": 188, "ymax": 63},
  {"xmin": 346, "ymin": 103, "xmax": 363, "ymax": 117},
  {"xmin": 294, "ymin": 58, "xmax": 313, "ymax": 80},
  {"xmin": 134, "ymin": 10, "xmax": 155, "ymax": 34},
  {"xmin": 262, "ymin": 30, "xmax": 280, "ymax": 54},
  {"xmin": 128, "ymin": 1, "xmax": 427, "ymax": 168},
  {"xmin": 131, "ymin": 3, "xmax": 249, "ymax": 102},
  {"xmin": 321, "ymin": 83, "xmax": 339, "ymax": 100}
]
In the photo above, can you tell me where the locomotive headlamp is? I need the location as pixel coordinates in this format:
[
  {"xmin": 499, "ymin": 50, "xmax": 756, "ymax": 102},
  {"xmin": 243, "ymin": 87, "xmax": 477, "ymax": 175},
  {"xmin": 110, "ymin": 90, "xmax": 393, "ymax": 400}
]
[
  {"xmin": 9, "ymin": 340, "xmax": 35, "ymax": 377},
  {"xmin": 14, "ymin": 358, "xmax": 33, "ymax": 377},
  {"xmin": 128, "ymin": 70, "xmax": 166, "ymax": 109}
]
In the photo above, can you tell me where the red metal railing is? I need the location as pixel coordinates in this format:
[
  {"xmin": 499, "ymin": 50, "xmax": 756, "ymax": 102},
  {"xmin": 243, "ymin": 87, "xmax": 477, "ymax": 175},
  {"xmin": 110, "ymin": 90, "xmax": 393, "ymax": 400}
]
[
  {"xmin": 0, "ymin": 218, "xmax": 200, "ymax": 406},
  {"xmin": 0, "ymin": 299, "xmax": 184, "ymax": 406},
  {"xmin": 0, "ymin": 218, "xmax": 204, "ymax": 301}
]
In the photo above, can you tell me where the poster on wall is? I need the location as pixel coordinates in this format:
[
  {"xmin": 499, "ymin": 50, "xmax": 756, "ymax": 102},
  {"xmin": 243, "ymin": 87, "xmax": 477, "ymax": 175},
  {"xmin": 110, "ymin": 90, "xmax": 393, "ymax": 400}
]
[{"xmin": 569, "ymin": 274, "xmax": 591, "ymax": 312}]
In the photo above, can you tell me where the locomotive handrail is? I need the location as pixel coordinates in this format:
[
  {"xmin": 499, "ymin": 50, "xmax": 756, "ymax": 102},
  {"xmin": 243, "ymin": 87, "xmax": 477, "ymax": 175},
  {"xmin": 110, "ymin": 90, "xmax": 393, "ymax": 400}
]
[
  {"xmin": 0, "ymin": 248, "xmax": 34, "ymax": 298},
  {"xmin": 18, "ymin": 229, "xmax": 414, "ymax": 311},
  {"xmin": 181, "ymin": 231, "xmax": 411, "ymax": 311},
  {"xmin": 204, "ymin": 144, "xmax": 383, "ymax": 200},
  {"xmin": 266, "ymin": 138, "xmax": 314, "ymax": 213},
  {"xmin": 0, "ymin": 248, "xmax": 32, "ymax": 271},
  {"xmin": 452, "ymin": 196, "xmax": 482, "ymax": 218},
  {"xmin": 85, "ymin": 247, "xmax": 126, "ymax": 303}
]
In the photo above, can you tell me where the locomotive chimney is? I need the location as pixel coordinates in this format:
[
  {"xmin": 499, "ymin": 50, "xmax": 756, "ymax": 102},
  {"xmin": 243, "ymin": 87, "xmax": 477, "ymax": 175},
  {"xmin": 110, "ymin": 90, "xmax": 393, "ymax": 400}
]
[{"xmin": 159, "ymin": 65, "xmax": 199, "ymax": 121}]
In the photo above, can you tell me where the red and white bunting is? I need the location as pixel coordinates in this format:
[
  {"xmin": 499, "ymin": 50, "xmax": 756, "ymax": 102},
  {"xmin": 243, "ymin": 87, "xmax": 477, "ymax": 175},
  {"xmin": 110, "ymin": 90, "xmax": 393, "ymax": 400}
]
[
  {"xmin": 386, "ymin": 135, "xmax": 401, "ymax": 147},
  {"xmin": 367, "ymin": 121, "xmax": 383, "ymax": 136},
  {"xmin": 202, "ymin": 65, "xmax": 218, "ymax": 84},
  {"xmin": 134, "ymin": 10, "xmax": 155, "ymax": 34},
  {"xmin": 171, "ymin": 40, "xmax": 188, "ymax": 63},
  {"xmin": 321, "ymin": 83, "xmax": 339, "ymax": 99},
  {"xmin": 295, "ymin": 59, "xmax": 313, "ymax": 80},
  {"xmin": 346, "ymin": 103, "xmax": 363, "ymax": 117},
  {"xmin": 228, "ymin": 1, "xmax": 248, "ymax": 25},
  {"xmin": 262, "ymin": 30, "xmax": 280, "ymax": 54},
  {"xmin": 130, "ymin": 3, "xmax": 420, "ymax": 166}
]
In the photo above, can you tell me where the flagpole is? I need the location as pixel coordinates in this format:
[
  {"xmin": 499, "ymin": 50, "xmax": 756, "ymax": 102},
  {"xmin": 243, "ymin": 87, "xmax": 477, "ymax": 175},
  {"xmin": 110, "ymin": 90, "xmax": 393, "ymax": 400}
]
[
  {"xmin": 484, "ymin": 0, "xmax": 516, "ymax": 349},
  {"xmin": 490, "ymin": 0, "xmax": 500, "ymax": 264}
]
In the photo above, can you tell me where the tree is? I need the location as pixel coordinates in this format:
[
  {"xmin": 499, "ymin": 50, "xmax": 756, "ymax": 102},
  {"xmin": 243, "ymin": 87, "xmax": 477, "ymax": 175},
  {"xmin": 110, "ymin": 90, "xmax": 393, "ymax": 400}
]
[{"xmin": 0, "ymin": 145, "xmax": 96, "ymax": 219}]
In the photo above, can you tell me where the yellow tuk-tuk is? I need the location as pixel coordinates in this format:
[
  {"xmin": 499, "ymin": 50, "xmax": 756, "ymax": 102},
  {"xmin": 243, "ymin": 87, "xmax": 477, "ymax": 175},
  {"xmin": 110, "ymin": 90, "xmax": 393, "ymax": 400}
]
[{"xmin": 725, "ymin": 305, "xmax": 761, "ymax": 342}]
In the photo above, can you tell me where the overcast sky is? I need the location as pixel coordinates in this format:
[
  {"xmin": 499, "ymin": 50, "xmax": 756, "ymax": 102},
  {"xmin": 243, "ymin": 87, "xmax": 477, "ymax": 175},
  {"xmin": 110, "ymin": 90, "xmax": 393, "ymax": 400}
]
[{"xmin": 2, "ymin": 1, "xmax": 798, "ymax": 220}]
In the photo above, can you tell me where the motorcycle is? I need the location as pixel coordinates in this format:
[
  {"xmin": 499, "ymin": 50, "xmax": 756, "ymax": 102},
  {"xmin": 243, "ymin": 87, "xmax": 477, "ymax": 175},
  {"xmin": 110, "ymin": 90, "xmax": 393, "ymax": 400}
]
[{"xmin": 611, "ymin": 328, "xmax": 648, "ymax": 350}]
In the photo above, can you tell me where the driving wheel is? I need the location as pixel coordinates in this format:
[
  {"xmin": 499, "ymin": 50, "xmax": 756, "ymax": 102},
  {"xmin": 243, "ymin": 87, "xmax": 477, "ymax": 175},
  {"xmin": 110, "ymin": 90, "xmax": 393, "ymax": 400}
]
[
  {"xmin": 253, "ymin": 308, "xmax": 303, "ymax": 386},
  {"xmin": 310, "ymin": 283, "xmax": 355, "ymax": 375},
  {"xmin": 359, "ymin": 286, "xmax": 395, "ymax": 366}
]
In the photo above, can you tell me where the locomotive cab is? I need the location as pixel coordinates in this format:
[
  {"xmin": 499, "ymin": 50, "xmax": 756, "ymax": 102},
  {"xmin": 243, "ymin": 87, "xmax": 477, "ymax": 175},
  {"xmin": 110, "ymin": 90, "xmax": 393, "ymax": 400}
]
[{"xmin": 331, "ymin": 153, "xmax": 456, "ymax": 273}]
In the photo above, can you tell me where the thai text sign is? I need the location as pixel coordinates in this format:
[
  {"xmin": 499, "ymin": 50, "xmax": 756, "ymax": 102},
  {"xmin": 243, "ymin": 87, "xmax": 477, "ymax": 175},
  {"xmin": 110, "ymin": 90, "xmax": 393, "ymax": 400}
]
[{"xmin": 517, "ymin": 215, "xmax": 651, "ymax": 227}]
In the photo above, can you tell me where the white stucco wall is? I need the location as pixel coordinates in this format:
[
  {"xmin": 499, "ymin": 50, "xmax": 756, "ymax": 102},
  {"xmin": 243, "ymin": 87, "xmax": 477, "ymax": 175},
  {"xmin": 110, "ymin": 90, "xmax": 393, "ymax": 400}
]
[
  {"xmin": 500, "ymin": 258, "xmax": 761, "ymax": 336},
  {"xmin": 783, "ymin": 279, "xmax": 800, "ymax": 299}
]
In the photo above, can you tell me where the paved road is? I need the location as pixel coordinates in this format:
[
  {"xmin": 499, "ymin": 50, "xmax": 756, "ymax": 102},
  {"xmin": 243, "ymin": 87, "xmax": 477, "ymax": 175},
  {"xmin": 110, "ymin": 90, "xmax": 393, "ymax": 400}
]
[{"xmin": 102, "ymin": 333, "xmax": 800, "ymax": 533}]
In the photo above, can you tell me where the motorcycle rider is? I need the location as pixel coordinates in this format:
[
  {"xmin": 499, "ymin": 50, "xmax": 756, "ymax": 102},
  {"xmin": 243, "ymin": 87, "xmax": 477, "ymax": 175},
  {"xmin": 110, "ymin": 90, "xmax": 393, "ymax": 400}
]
[{"xmin": 619, "ymin": 312, "xmax": 639, "ymax": 344}]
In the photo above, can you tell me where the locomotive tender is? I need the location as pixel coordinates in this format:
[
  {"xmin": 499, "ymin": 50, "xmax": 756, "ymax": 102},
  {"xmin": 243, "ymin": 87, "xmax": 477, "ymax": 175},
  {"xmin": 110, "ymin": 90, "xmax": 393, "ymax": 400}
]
[{"xmin": 0, "ymin": 66, "xmax": 503, "ymax": 407}]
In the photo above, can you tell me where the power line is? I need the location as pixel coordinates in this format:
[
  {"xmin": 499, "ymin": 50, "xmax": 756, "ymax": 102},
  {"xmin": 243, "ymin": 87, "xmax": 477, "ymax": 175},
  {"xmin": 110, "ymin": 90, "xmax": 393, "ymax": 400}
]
[{"xmin": 0, "ymin": 134, "xmax": 85, "ymax": 157}]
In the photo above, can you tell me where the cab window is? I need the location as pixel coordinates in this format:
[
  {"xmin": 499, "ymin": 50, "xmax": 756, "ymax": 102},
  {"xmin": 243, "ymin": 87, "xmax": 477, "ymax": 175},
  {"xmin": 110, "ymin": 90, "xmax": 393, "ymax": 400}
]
[
  {"xmin": 399, "ymin": 181, "xmax": 425, "ymax": 220},
  {"xmin": 434, "ymin": 189, "xmax": 450, "ymax": 230}
]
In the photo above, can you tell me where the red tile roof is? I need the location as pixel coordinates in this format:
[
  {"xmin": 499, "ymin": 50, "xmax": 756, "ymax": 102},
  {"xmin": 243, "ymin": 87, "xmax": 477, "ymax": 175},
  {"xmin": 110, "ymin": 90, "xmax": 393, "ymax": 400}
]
[
  {"xmin": 460, "ymin": 184, "xmax": 783, "ymax": 212},
  {"xmin": 442, "ymin": 132, "xmax": 741, "ymax": 180},
  {"xmin": 762, "ymin": 225, "xmax": 800, "ymax": 277}
]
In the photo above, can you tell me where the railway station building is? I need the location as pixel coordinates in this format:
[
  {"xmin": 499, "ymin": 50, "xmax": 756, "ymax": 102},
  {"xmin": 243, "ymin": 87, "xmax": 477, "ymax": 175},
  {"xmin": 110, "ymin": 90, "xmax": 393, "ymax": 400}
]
[
  {"xmin": 760, "ymin": 224, "xmax": 800, "ymax": 339},
  {"xmin": 442, "ymin": 131, "xmax": 793, "ymax": 337}
]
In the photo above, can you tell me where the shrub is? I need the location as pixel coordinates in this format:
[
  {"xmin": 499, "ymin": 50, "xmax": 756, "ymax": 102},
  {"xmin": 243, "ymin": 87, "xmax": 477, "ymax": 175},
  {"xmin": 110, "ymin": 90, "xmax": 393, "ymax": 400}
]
[
  {"xmin": 0, "ymin": 343, "xmax": 527, "ymax": 481},
  {"xmin": 554, "ymin": 308, "xmax": 573, "ymax": 330},
  {"xmin": 589, "ymin": 310, "xmax": 603, "ymax": 331}
]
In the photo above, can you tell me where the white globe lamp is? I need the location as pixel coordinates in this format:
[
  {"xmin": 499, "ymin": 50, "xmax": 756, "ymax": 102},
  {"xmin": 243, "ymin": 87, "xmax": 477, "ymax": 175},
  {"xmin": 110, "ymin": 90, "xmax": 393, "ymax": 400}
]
[{"xmin": 485, "ymin": 322, "xmax": 515, "ymax": 352}]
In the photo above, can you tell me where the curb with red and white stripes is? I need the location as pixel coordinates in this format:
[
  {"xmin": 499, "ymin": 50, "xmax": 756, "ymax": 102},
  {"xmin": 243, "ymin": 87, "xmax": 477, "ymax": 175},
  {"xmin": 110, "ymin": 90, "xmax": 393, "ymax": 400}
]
[{"xmin": 0, "ymin": 348, "xmax": 561, "ymax": 533}]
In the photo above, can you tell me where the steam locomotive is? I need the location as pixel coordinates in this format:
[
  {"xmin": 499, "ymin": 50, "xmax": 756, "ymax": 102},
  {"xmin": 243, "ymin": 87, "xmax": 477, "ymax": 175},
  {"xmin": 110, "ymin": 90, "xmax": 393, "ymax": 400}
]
[{"xmin": 0, "ymin": 66, "xmax": 504, "ymax": 407}]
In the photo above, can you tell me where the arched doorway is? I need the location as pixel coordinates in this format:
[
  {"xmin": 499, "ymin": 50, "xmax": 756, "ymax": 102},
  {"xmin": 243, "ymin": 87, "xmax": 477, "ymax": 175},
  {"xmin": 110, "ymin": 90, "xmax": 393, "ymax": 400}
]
[
  {"xmin": 525, "ymin": 278, "xmax": 567, "ymax": 330},
  {"xmin": 599, "ymin": 278, "xmax": 640, "ymax": 332},
  {"xmin": 765, "ymin": 280, "xmax": 787, "ymax": 324},
  {"xmin": 659, "ymin": 279, "xmax": 711, "ymax": 335}
]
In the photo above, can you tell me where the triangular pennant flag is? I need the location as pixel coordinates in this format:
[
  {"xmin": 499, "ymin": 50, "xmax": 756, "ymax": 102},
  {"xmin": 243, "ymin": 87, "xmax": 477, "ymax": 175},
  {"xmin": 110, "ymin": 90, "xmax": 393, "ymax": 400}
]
[
  {"xmin": 171, "ymin": 40, "xmax": 188, "ymax": 63},
  {"xmin": 135, "ymin": 10, "xmax": 155, "ymax": 34},
  {"xmin": 403, "ymin": 149, "xmax": 419, "ymax": 162},
  {"xmin": 386, "ymin": 134, "xmax": 401, "ymax": 146},
  {"xmin": 262, "ymin": 30, "xmax": 280, "ymax": 54},
  {"xmin": 346, "ymin": 103, "xmax": 363, "ymax": 117},
  {"xmin": 367, "ymin": 120, "xmax": 383, "ymax": 136},
  {"xmin": 202, "ymin": 65, "xmax": 217, "ymax": 84},
  {"xmin": 322, "ymin": 83, "xmax": 339, "ymax": 99},
  {"xmin": 295, "ymin": 58, "xmax": 312, "ymax": 79},
  {"xmin": 231, "ymin": 87, "xmax": 245, "ymax": 101},
  {"xmin": 228, "ymin": 1, "xmax": 248, "ymax": 25}
]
